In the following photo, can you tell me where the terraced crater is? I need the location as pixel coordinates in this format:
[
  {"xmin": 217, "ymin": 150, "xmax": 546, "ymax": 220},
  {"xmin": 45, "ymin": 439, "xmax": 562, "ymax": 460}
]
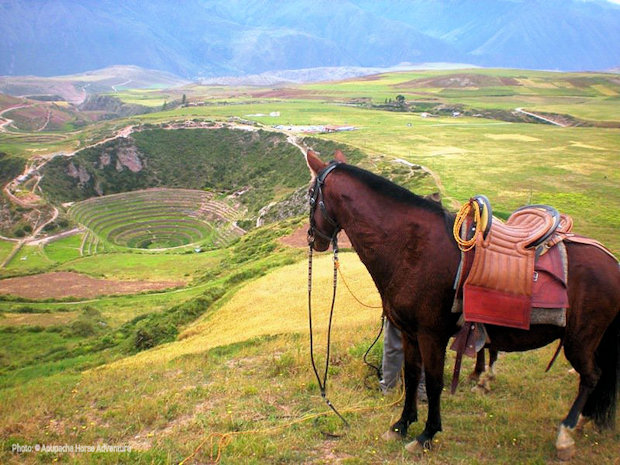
[{"xmin": 69, "ymin": 188, "xmax": 244, "ymax": 250}]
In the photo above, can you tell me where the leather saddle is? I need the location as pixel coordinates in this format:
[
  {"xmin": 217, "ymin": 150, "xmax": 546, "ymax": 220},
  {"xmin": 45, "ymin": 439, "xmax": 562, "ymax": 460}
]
[{"xmin": 460, "ymin": 196, "xmax": 571, "ymax": 330}]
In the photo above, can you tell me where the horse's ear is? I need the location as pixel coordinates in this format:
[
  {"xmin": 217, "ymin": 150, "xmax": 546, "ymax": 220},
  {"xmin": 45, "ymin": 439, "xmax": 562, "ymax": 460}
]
[
  {"xmin": 334, "ymin": 150, "xmax": 346, "ymax": 163},
  {"xmin": 306, "ymin": 150, "xmax": 327, "ymax": 176},
  {"xmin": 426, "ymin": 192, "xmax": 442, "ymax": 205}
]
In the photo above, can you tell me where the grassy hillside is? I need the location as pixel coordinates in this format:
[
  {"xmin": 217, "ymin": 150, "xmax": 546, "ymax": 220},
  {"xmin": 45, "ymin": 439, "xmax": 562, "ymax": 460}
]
[
  {"xmin": 39, "ymin": 128, "xmax": 305, "ymax": 214},
  {"xmin": 0, "ymin": 219, "xmax": 304, "ymax": 386}
]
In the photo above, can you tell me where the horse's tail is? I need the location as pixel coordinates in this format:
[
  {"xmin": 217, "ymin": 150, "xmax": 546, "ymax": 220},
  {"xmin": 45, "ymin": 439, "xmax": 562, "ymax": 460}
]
[{"xmin": 583, "ymin": 311, "xmax": 619, "ymax": 430}]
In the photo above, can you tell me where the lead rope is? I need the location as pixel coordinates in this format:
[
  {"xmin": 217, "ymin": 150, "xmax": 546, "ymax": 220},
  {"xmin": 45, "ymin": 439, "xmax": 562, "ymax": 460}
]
[
  {"xmin": 307, "ymin": 239, "xmax": 349, "ymax": 427},
  {"xmin": 335, "ymin": 261, "xmax": 384, "ymax": 379},
  {"xmin": 453, "ymin": 199, "xmax": 482, "ymax": 252}
]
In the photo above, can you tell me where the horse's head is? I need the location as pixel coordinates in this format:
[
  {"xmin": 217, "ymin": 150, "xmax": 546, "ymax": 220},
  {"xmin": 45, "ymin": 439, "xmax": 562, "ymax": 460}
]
[{"xmin": 305, "ymin": 149, "xmax": 346, "ymax": 252}]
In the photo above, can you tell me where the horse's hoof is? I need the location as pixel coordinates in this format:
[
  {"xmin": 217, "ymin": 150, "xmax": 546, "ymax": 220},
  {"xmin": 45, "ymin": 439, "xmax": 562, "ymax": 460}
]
[
  {"xmin": 381, "ymin": 430, "xmax": 401, "ymax": 441},
  {"xmin": 405, "ymin": 439, "xmax": 431, "ymax": 454},
  {"xmin": 556, "ymin": 424, "xmax": 576, "ymax": 461},
  {"xmin": 405, "ymin": 440, "xmax": 422, "ymax": 454},
  {"xmin": 556, "ymin": 443, "xmax": 576, "ymax": 461},
  {"xmin": 471, "ymin": 384, "xmax": 489, "ymax": 395}
]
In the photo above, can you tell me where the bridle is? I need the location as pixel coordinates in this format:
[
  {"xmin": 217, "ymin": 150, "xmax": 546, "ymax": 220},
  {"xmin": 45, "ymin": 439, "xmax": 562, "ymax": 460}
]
[
  {"xmin": 306, "ymin": 160, "xmax": 349, "ymax": 426},
  {"xmin": 308, "ymin": 161, "xmax": 342, "ymax": 250}
]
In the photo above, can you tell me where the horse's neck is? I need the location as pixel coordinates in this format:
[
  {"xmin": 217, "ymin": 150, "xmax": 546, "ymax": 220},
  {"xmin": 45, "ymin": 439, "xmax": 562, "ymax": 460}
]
[{"xmin": 334, "ymin": 185, "xmax": 435, "ymax": 292}]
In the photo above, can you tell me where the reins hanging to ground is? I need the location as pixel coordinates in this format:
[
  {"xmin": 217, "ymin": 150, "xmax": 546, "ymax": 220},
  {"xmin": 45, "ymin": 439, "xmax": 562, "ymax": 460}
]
[{"xmin": 307, "ymin": 238, "xmax": 349, "ymax": 427}]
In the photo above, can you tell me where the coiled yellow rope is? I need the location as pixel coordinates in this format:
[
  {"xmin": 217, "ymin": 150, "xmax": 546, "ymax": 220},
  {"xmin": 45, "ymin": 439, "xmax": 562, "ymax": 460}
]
[{"xmin": 453, "ymin": 199, "xmax": 482, "ymax": 252}]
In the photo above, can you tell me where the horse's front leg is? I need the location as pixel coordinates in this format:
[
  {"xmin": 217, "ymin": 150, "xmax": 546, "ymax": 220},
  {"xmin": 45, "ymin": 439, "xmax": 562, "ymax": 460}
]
[
  {"xmin": 382, "ymin": 332, "xmax": 421, "ymax": 440},
  {"xmin": 405, "ymin": 332, "xmax": 448, "ymax": 453}
]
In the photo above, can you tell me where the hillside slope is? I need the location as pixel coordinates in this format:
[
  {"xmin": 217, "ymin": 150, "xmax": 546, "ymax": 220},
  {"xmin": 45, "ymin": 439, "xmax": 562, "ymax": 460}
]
[
  {"xmin": 1, "ymin": 251, "xmax": 617, "ymax": 463},
  {"xmin": 39, "ymin": 128, "xmax": 304, "ymax": 214}
]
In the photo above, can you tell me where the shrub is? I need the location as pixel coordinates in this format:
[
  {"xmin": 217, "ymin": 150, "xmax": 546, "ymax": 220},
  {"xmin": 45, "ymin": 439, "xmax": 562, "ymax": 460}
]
[
  {"xmin": 134, "ymin": 321, "xmax": 178, "ymax": 351},
  {"xmin": 69, "ymin": 319, "xmax": 98, "ymax": 337},
  {"xmin": 130, "ymin": 284, "xmax": 227, "ymax": 352}
]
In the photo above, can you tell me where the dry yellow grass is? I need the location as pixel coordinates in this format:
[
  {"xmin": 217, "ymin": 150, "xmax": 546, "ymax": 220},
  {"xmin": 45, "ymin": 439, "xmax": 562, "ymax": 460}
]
[
  {"xmin": 98, "ymin": 252, "xmax": 382, "ymax": 370},
  {"xmin": 484, "ymin": 133, "xmax": 540, "ymax": 142}
]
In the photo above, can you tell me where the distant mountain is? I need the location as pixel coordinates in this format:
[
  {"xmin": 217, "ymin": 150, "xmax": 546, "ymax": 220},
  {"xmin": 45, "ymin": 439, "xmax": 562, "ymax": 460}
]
[
  {"xmin": 1, "ymin": 0, "xmax": 619, "ymax": 78},
  {"xmin": 199, "ymin": 62, "xmax": 479, "ymax": 86}
]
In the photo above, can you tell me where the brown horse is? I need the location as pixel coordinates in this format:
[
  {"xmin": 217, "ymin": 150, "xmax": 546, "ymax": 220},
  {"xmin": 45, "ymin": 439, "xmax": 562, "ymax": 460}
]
[{"xmin": 306, "ymin": 149, "xmax": 619, "ymax": 460}]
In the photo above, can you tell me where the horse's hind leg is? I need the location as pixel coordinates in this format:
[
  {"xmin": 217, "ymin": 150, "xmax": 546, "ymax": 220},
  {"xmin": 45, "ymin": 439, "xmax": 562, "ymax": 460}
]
[
  {"xmin": 469, "ymin": 348, "xmax": 486, "ymax": 382},
  {"xmin": 556, "ymin": 277, "xmax": 619, "ymax": 459},
  {"xmin": 556, "ymin": 329, "xmax": 605, "ymax": 460},
  {"xmin": 471, "ymin": 349, "xmax": 498, "ymax": 394},
  {"xmin": 556, "ymin": 379, "xmax": 595, "ymax": 461}
]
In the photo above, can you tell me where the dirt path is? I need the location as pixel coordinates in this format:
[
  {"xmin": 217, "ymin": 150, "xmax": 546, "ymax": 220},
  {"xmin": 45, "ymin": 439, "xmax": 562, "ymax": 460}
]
[
  {"xmin": 27, "ymin": 227, "xmax": 83, "ymax": 246},
  {"xmin": 515, "ymin": 107, "xmax": 567, "ymax": 127},
  {"xmin": 36, "ymin": 109, "xmax": 52, "ymax": 132},
  {"xmin": 0, "ymin": 103, "xmax": 32, "ymax": 132},
  {"xmin": 0, "ymin": 240, "xmax": 24, "ymax": 268},
  {"xmin": 280, "ymin": 226, "xmax": 352, "ymax": 249}
]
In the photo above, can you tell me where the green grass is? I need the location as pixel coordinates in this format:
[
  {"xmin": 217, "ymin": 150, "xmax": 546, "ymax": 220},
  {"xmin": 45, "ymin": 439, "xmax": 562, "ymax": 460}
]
[
  {"xmin": 0, "ymin": 328, "xmax": 617, "ymax": 464},
  {"xmin": 59, "ymin": 249, "xmax": 225, "ymax": 282},
  {"xmin": 0, "ymin": 240, "xmax": 17, "ymax": 265},
  {"xmin": 2, "ymin": 244, "xmax": 53, "ymax": 274},
  {"xmin": 43, "ymin": 233, "xmax": 84, "ymax": 263}
]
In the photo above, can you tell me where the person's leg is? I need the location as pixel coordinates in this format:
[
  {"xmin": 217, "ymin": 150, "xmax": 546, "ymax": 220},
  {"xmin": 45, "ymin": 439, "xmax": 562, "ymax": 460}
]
[
  {"xmin": 417, "ymin": 364, "xmax": 427, "ymax": 402},
  {"xmin": 380, "ymin": 319, "xmax": 404, "ymax": 393}
]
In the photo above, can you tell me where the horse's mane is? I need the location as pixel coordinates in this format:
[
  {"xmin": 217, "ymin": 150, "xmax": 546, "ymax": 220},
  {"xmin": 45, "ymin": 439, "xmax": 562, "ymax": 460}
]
[{"xmin": 338, "ymin": 163, "xmax": 448, "ymax": 217}]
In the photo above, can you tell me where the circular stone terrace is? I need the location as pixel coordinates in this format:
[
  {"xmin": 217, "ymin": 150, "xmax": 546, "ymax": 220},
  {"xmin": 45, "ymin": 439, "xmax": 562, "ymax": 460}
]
[{"xmin": 68, "ymin": 188, "xmax": 245, "ymax": 250}]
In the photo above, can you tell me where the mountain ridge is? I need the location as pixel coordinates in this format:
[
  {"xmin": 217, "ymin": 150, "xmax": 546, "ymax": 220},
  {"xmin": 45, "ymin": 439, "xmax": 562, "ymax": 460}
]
[{"xmin": 1, "ymin": 0, "xmax": 619, "ymax": 78}]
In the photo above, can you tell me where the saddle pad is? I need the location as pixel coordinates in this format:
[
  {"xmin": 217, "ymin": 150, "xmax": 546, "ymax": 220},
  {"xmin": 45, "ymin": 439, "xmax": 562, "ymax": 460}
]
[{"xmin": 531, "ymin": 242, "xmax": 568, "ymax": 309}]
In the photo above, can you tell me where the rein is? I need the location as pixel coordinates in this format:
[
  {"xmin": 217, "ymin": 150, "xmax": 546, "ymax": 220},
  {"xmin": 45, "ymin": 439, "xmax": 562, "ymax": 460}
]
[
  {"xmin": 307, "ymin": 238, "xmax": 349, "ymax": 427},
  {"xmin": 306, "ymin": 160, "xmax": 387, "ymax": 424}
]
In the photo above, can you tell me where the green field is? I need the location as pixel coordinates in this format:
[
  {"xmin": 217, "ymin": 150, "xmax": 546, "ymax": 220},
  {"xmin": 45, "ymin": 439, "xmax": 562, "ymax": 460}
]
[{"xmin": 0, "ymin": 68, "xmax": 618, "ymax": 463}]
